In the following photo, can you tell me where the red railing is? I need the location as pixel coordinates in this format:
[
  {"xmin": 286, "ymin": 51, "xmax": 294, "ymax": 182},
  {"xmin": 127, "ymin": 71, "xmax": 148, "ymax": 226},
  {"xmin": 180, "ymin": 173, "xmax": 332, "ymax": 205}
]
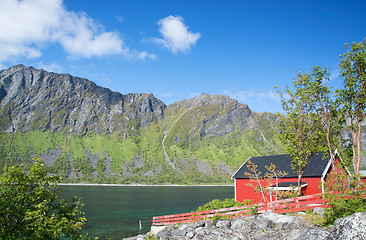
[{"xmin": 152, "ymin": 193, "xmax": 329, "ymax": 226}]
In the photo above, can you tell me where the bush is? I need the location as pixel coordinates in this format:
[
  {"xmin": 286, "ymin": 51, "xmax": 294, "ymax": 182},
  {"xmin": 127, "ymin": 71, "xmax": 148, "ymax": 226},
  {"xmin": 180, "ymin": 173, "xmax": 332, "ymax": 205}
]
[
  {"xmin": 324, "ymin": 196, "xmax": 366, "ymax": 225},
  {"xmin": 196, "ymin": 198, "xmax": 252, "ymax": 212},
  {"xmin": 323, "ymin": 169, "xmax": 366, "ymax": 225},
  {"xmin": 0, "ymin": 157, "xmax": 89, "ymax": 239}
]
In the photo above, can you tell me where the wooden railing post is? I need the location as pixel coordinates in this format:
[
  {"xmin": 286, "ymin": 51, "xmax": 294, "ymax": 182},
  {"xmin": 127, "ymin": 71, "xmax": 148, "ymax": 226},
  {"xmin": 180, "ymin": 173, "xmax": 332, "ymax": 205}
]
[
  {"xmin": 265, "ymin": 202, "xmax": 268, "ymax": 212},
  {"xmin": 294, "ymin": 196, "xmax": 297, "ymax": 213}
]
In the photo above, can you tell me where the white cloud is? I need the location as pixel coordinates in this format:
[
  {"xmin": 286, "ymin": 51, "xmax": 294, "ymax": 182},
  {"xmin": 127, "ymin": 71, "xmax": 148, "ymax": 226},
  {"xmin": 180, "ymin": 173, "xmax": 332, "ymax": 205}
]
[
  {"xmin": 153, "ymin": 15, "xmax": 201, "ymax": 54},
  {"xmin": 329, "ymin": 68, "xmax": 340, "ymax": 81},
  {"xmin": 136, "ymin": 51, "xmax": 157, "ymax": 61},
  {"xmin": 35, "ymin": 61, "xmax": 63, "ymax": 73},
  {"xmin": 221, "ymin": 89, "xmax": 285, "ymax": 113},
  {"xmin": 222, "ymin": 89, "xmax": 281, "ymax": 103},
  {"xmin": 114, "ymin": 15, "xmax": 124, "ymax": 23},
  {"xmin": 0, "ymin": 0, "xmax": 154, "ymax": 62}
]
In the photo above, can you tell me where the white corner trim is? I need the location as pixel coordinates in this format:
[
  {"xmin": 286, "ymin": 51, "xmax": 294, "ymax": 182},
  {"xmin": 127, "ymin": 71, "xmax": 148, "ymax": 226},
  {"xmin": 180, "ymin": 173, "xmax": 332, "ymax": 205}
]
[
  {"xmin": 321, "ymin": 156, "xmax": 332, "ymax": 194},
  {"xmin": 234, "ymin": 179, "xmax": 237, "ymax": 201},
  {"xmin": 321, "ymin": 157, "xmax": 332, "ymax": 180}
]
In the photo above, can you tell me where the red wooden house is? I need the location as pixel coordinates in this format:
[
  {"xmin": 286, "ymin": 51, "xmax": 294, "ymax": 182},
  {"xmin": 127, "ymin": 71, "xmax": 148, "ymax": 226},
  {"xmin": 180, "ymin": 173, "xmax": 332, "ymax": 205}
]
[{"xmin": 231, "ymin": 152, "xmax": 334, "ymax": 203}]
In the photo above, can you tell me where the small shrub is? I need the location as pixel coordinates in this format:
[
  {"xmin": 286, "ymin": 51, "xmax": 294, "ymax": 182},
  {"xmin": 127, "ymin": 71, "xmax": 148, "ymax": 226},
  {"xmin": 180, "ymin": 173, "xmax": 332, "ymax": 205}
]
[
  {"xmin": 211, "ymin": 215, "xmax": 223, "ymax": 222},
  {"xmin": 196, "ymin": 198, "xmax": 252, "ymax": 212},
  {"xmin": 303, "ymin": 212, "xmax": 324, "ymax": 226},
  {"xmin": 249, "ymin": 206, "xmax": 259, "ymax": 216},
  {"xmin": 144, "ymin": 235, "xmax": 159, "ymax": 240},
  {"xmin": 324, "ymin": 194, "xmax": 366, "ymax": 225},
  {"xmin": 323, "ymin": 169, "xmax": 366, "ymax": 225}
]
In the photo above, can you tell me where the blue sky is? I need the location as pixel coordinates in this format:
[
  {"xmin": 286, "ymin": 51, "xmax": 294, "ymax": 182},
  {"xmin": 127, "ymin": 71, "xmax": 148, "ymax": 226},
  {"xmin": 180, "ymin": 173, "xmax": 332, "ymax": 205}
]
[{"xmin": 1, "ymin": 0, "xmax": 365, "ymax": 113}]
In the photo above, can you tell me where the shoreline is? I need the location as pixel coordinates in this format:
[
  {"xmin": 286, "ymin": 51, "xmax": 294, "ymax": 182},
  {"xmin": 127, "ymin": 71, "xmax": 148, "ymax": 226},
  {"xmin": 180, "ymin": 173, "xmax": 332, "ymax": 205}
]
[{"xmin": 58, "ymin": 183, "xmax": 234, "ymax": 187}]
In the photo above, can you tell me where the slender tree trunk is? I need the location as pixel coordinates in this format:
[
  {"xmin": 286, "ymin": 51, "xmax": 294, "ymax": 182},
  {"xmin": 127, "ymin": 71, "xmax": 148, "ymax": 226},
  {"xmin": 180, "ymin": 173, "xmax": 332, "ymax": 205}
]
[
  {"xmin": 356, "ymin": 121, "xmax": 362, "ymax": 177},
  {"xmin": 297, "ymin": 172, "xmax": 303, "ymax": 196},
  {"xmin": 255, "ymin": 174, "xmax": 268, "ymax": 203},
  {"xmin": 350, "ymin": 127, "xmax": 357, "ymax": 174},
  {"xmin": 275, "ymin": 176, "xmax": 279, "ymax": 201}
]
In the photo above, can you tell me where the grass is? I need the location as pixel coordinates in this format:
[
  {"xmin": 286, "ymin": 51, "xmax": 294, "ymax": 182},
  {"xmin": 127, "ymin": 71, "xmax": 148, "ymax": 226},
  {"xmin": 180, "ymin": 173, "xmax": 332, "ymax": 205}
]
[
  {"xmin": 0, "ymin": 107, "xmax": 283, "ymax": 183},
  {"xmin": 302, "ymin": 210, "xmax": 325, "ymax": 226}
]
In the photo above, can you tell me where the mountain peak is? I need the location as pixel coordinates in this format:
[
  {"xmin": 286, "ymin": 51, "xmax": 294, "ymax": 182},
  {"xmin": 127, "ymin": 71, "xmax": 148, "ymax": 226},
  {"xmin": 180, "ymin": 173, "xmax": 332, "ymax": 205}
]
[{"xmin": 0, "ymin": 65, "xmax": 166, "ymax": 135}]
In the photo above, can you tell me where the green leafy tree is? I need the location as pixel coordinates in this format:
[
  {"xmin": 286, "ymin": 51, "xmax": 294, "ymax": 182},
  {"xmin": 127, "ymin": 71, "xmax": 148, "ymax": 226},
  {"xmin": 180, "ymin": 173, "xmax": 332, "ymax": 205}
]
[
  {"xmin": 338, "ymin": 38, "xmax": 366, "ymax": 177},
  {"xmin": 0, "ymin": 157, "xmax": 88, "ymax": 239},
  {"xmin": 323, "ymin": 168, "xmax": 366, "ymax": 225},
  {"xmin": 305, "ymin": 67, "xmax": 343, "ymax": 167},
  {"xmin": 276, "ymin": 74, "xmax": 323, "ymax": 194}
]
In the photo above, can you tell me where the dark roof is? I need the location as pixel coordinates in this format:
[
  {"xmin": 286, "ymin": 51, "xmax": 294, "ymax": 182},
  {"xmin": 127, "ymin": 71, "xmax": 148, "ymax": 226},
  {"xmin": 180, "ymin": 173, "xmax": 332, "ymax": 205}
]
[{"xmin": 232, "ymin": 152, "xmax": 330, "ymax": 179}]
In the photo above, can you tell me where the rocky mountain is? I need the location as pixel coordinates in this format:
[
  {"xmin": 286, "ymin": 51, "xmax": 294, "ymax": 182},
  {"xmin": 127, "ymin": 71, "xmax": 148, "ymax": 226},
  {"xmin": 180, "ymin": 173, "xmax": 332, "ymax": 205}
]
[
  {"xmin": 0, "ymin": 64, "xmax": 166, "ymax": 136},
  {"xmin": 0, "ymin": 65, "xmax": 283, "ymax": 184}
]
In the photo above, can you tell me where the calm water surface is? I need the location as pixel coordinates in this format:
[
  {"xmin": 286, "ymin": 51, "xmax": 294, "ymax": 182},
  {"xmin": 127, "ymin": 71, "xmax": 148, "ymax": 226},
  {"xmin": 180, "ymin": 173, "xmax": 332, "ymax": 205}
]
[{"xmin": 60, "ymin": 185, "xmax": 234, "ymax": 239}]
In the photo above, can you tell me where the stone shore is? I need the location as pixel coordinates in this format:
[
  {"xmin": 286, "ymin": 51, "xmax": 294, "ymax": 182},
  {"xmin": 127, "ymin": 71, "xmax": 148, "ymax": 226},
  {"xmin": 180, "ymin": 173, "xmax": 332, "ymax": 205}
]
[{"xmin": 124, "ymin": 211, "xmax": 366, "ymax": 240}]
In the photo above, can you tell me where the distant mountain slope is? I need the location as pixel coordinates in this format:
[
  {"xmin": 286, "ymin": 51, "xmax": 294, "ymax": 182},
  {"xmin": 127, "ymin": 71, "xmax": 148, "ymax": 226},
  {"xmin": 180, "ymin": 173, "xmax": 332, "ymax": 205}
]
[
  {"xmin": 0, "ymin": 64, "xmax": 166, "ymax": 135},
  {"xmin": 0, "ymin": 65, "xmax": 283, "ymax": 184}
]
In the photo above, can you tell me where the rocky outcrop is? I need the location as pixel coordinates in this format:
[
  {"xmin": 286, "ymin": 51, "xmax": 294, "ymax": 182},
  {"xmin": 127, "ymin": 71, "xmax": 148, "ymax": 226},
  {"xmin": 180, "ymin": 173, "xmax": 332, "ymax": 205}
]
[
  {"xmin": 125, "ymin": 211, "xmax": 366, "ymax": 240},
  {"xmin": 0, "ymin": 64, "xmax": 166, "ymax": 135},
  {"xmin": 164, "ymin": 93, "xmax": 256, "ymax": 141},
  {"xmin": 326, "ymin": 212, "xmax": 366, "ymax": 239}
]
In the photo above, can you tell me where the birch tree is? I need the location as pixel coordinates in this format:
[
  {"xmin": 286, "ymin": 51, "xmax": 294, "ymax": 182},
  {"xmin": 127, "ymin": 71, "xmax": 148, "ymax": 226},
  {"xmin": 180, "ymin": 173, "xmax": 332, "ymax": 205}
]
[
  {"xmin": 338, "ymin": 38, "xmax": 366, "ymax": 177},
  {"xmin": 305, "ymin": 67, "xmax": 343, "ymax": 169},
  {"xmin": 276, "ymin": 74, "xmax": 323, "ymax": 194}
]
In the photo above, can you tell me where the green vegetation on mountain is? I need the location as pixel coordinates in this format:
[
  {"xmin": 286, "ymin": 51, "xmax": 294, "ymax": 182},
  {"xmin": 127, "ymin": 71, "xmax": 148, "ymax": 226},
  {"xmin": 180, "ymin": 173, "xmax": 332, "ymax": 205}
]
[{"xmin": 0, "ymin": 65, "xmax": 285, "ymax": 184}]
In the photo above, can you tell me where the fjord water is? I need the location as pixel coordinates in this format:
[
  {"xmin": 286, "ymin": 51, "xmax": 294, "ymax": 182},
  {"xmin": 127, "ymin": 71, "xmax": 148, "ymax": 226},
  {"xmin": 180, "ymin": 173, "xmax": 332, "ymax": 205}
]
[{"xmin": 60, "ymin": 185, "xmax": 234, "ymax": 239}]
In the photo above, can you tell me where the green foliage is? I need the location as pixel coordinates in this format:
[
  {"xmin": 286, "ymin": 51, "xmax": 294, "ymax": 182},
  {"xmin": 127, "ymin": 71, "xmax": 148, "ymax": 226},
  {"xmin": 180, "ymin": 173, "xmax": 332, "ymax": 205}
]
[
  {"xmin": 195, "ymin": 198, "xmax": 257, "ymax": 220},
  {"xmin": 210, "ymin": 215, "xmax": 231, "ymax": 221},
  {"xmin": 323, "ymin": 169, "xmax": 366, "ymax": 225},
  {"xmin": 337, "ymin": 38, "xmax": 366, "ymax": 176},
  {"xmin": 196, "ymin": 198, "xmax": 252, "ymax": 212},
  {"xmin": 0, "ymin": 120, "xmax": 282, "ymax": 184},
  {"xmin": 324, "ymin": 195, "xmax": 366, "ymax": 226},
  {"xmin": 302, "ymin": 212, "xmax": 324, "ymax": 226},
  {"xmin": 276, "ymin": 67, "xmax": 338, "ymax": 192},
  {"xmin": 0, "ymin": 157, "xmax": 89, "ymax": 239},
  {"xmin": 144, "ymin": 235, "xmax": 159, "ymax": 240}
]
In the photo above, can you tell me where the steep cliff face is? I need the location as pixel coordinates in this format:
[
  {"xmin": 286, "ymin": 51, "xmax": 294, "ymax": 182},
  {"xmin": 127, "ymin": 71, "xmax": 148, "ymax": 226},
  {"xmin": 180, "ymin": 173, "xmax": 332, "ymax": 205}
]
[
  {"xmin": 0, "ymin": 65, "xmax": 166, "ymax": 136},
  {"xmin": 0, "ymin": 65, "xmax": 283, "ymax": 183}
]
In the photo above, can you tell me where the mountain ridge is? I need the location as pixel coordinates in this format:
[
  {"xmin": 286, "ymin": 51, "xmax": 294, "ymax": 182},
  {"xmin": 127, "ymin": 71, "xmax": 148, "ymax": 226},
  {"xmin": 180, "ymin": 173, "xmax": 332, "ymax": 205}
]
[
  {"xmin": 0, "ymin": 64, "xmax": 166, "ymax": 136},
  {"xmin": 0, "ymin": 65, "xmax": 283, "ymax": 184}
]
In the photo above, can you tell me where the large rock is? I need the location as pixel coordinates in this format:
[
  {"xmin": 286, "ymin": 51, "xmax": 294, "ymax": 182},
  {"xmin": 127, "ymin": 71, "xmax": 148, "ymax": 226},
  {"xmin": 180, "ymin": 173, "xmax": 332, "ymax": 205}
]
[
  {"xmin": 326, "ymin": 212, "xmax": 366, "ymax": 239},
  {"xmin": 156, "ymin": 228, "xmax": 172, "ymax": 239},
  {"xmin": 295, "ymin": 228, "xmax": 330, "ymax": 240},
  {"xmin": 258, "ymin": 211, "xmax": 285, "ymax": 222},
  {"xmin": 230, "ymin": 216, "xmax": 251, "ymax": 231},
  {"xmin": 313, "ymin": 207, "xmax": 325, "ymax": 216},
  {"xmin": 215, "ymin": 220, "xmax": 231, "ymax": 228}
]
